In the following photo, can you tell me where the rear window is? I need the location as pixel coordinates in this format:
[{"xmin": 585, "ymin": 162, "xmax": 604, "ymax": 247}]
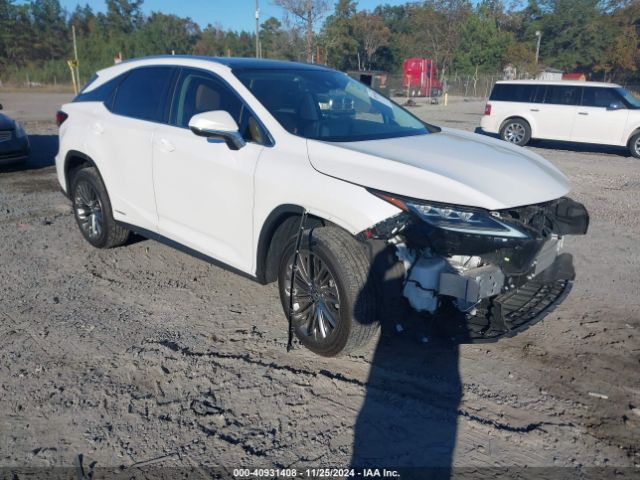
[
  {"xmin": 490, "ymin": 84, "xmax": 537, "ymax": 103},
  {"xmin": 112, "ymin": 67, "xmax": 176, "ymax": 123}
]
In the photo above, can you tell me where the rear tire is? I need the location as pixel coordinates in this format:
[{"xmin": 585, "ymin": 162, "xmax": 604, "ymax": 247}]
[
  {"xmin": 71, "ymin": 167, "xmax": 129, "ymax": 249},
  {"xmin": 629, "ymin": 131, "xmax": 640, "ymax": 159},
  {"xmin": 500, "ymin": 118, "xmax": 531, "ymax": 146},
  {"xmin": 277, "ymin": 226, "xmax": 379, "ymax": 357}
]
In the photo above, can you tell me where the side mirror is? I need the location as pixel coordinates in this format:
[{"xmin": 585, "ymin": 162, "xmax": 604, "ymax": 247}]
[
  {"xmin": 0, "ymin": 103, "xmax": 3, "ymax": 110},
  {"xmin": 607, "ymin": 103, "xmax": 623, "ymax": 111},
  {"xmin": 188, "ymin": 110, "xmax": 246, "ymax": 150}
]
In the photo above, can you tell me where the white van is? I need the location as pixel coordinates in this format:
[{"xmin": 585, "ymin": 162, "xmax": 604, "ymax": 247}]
[{"xmin": 480, "ymin": 80, "xmax": 640, "ymax": 158}]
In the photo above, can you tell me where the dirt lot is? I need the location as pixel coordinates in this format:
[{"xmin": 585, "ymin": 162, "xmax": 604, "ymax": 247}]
[{"xmin": 0, "ymin": 92, "xmax": 638, "ymax": 477}]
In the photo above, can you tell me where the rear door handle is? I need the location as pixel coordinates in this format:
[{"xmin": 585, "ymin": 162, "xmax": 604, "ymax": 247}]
[
  {"xmin": 530, "ymin": 109, "xmax": 539, "ymax": 112},
  {"xmin": 156, "ymin": 137, "xmax": 175, "ymax": 153},
  {"xmin": 92, "ymin": 122, "xmax": 104, "ymax": 134},
  {"xmin": 578, "ymin": 112, "xmax": 589, "ymax": 115}
]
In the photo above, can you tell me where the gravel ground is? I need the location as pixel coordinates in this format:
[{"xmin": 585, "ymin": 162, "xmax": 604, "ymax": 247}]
[{"xmin": 0, "ymin": 92, "xmax": 638, "ymax": 477}]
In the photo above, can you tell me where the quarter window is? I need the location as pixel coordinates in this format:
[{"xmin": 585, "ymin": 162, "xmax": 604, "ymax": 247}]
[
  {"xmin": 73, "ymin": 73, "xmax": 125, "ymax": 108},
  {"xmin": 112, "ymin": 67, "xmax": 176, "ymax": 122},
  {"xmin": 489, "ymin": 84, "xmax": 536, "ymax": 103}
]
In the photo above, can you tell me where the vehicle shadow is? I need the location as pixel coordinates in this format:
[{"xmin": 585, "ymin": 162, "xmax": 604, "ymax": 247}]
[
  {"xmin": 0, "ymin": 134, "xmax": 58, "ymax": 173},
  {"xmin": 351, "ymin": 245, "xmax": 464, "ymax": 478},
  {"xmin": 473, "ymin": 127, "xmax": 630, "ymax": 157}
]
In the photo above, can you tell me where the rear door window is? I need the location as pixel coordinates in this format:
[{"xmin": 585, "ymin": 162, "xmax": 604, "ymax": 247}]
[
  {"xmin": 581, "ymin": 87, "xmax": 622, "ymax": 108},
  {"xmin": 532, "ymin": 85, "xmax": 547, "ymax": 103},
  {"xmin": 544, "ymin": 85, "xmax": 581, "ymax": 106},
  {"xmin": 112, "ymin": 67, "xmax": 177, "ymax": 123}
]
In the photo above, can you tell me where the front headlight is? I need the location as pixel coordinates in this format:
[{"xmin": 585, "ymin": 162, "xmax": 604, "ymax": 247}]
[
  {"xmin": 15, "ymin": 122, "xmax": 27, "ymax": 138},
  {"xmin": 371, "ymin": 190, "xmax": 529, "ymax": 239}
]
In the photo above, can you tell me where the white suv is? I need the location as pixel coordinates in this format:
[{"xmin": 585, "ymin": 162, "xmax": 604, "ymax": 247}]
[
  {"xmin": 56, "ymin": 56, "xmax": 589, "ymax": 356},
  {"xmin": 480, "ymin": 80, "xmax": 640, "ymax": 157}
]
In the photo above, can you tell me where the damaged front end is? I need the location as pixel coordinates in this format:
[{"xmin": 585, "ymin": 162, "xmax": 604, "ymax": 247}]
[{"xmin": 360, "ymin": 192, "xmax": 589, "ymax": 342}]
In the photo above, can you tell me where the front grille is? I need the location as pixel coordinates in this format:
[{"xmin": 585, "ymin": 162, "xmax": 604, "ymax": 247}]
[{"xmin": 0, "ymin": 130, "xmax": 12, "ymax": 142}]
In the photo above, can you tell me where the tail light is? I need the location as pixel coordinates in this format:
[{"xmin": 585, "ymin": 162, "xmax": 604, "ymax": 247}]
[
  {"xmin": 484, "ymin": 103, "xmax": 492, "ymax": 116},
  {"xmin": 56, "ymin": 110, "xmax": 68, "ymax": 127}
]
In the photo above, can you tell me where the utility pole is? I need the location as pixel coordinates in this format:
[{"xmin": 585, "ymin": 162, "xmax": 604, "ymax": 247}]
[
  {"xmin": 72, "ymin": 25, "xmax": 80, "ymax": 85},
  {"xmin": 255, "ymin": 0, "xmax": 260, "ymax": 58},
  {"xmin": 67, "ymin": 25, "xmax": 81, "ymax": 94},
  {"xmin": 535, "ymin": 30, "xmax": 542, "ymax": 65}
]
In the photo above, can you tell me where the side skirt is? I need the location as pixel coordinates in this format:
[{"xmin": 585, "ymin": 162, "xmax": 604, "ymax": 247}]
[{"xmin": 116, "ymin": 221, "xmax": 261, "ymax": 284}]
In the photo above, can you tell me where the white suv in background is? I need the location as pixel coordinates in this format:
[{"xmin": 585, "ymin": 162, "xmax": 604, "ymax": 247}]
[
  {"xmin": 481, "ymin": 80, "xmax": 640, "ymax": 158},
  {"xmin": 56, "ymin": 56, "xmax": 588, "ymax": 357}
]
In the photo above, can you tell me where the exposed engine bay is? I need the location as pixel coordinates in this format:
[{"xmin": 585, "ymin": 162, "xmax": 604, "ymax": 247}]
[{"xmin": 360, "ymin": 195, "xmax": 589, "ymax": 342}]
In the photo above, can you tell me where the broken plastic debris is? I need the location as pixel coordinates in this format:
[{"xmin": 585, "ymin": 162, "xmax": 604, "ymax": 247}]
[
  {"xmin": 588, "ymin": 392, "xmax": 608, "ymax": 400},
  {"xmin": 421, "ymin": 337, "xmax": 429, "ymax": 343},
  {"xmin": 395, "ymin": 323, "xmax": 404, "ymax": 333}
]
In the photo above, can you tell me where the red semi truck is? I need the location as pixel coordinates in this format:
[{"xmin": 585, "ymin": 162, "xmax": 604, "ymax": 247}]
[{"xmin": 403, "ymin": 58, "xmax": 443, "ymax": 97}]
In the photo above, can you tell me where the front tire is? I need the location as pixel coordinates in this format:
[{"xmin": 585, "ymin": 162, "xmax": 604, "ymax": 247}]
[
  {"xmin": 629, "ymin": 131, "xmax": 640, "ymax": 159},
  {"xmin": 277, "ymin": 226, "xmax": 379, "ymax": 357},
  {"xmin": 71, "ymin": 167, "xmax": 129, "ymax": 249},
  {"xmin": 500, "ymin": 118, "xmax": 531, "ymax": 146}
]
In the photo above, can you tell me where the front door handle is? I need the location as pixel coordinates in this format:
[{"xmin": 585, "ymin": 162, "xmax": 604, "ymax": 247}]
[
  {"xmin": 530, "ymin": 109, "xmax": 539, "ymax": 112},
  {"xmin": 578, "ymin": 112, "xmax": 589, "ymax": 116},
  {"xmin": 156, "ymin": 138, "xmax": 175, "ymax": 153}
]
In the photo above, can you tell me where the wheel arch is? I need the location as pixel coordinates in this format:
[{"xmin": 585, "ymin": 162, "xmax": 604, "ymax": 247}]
[
  {"xmin": 626, "ymin": 126, "xmax": 640, "ymax": 146},
  {"xmin": 256, "ymin": 204, "xmax": 335, "ymax": 285},
  {"xmin": 64, "ymin": 150, "xmax": 97, "ymax": 194},
  {"xmin": 499, "ymin": 115, "xmax": 533, "ymax": 136}
]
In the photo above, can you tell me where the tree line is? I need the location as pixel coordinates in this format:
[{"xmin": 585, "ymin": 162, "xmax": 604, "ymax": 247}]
[{"xmin": 0, "ymin": 0, "xmax": 638, "ymax": 86}]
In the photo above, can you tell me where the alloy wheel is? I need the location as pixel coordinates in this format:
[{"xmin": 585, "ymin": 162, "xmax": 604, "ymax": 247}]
[
  {"xmin": 285, "ymin": 250, "xmax": 341, "ymax": 342},
  {"xmin": 504, "ymin": 123, "xmax": 526, "ymax": 144},
  {"xmin": 74, "ymin": 180, "xmax": 104, "ymax": 240}
]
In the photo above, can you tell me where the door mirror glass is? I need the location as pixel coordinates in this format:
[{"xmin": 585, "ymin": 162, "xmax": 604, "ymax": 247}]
[
  {"xmin": 188, "ymin": 110, "xmax": 246, "ymax": 150},
  {"xmin": 607, "ymin": 103, "xmax": 623, "ymax": 111}
]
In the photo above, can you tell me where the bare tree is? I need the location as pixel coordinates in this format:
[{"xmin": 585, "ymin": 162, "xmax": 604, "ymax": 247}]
[
  {"xmin": 274, "ymin": 0, "xmax": 329, "ymax": 62},
  {"xmin": 352, "ymin": 12, "xmax": 390, "ymax": 70}
]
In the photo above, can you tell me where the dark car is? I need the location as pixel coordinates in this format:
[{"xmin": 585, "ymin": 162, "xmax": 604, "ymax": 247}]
[{"xmin": 0, "ymin": 103, "xmax": 30, "ymax": 165}]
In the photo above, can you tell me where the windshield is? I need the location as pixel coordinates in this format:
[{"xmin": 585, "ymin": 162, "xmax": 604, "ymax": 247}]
[
  {"xmin": 234, "ymin": 68, "xmax": 429, "ymax": 142},
  {"xmin": 616, "ymin": 87, "xmax": 640, "ymax": 108}
]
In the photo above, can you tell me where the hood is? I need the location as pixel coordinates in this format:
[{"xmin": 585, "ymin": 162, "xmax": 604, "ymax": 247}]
[
  {"xmin": 0, "ymin": 113, "xmax": 16, "ymax": 131},
  {"xmin": 306, "ymin": 128, "xmax": 570, "ymax": 211}
]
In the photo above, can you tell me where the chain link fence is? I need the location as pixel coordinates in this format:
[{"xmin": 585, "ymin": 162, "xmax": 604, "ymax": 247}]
[
  {"xmin": 384, "ymin": 73, "xmax": 640, "ymax": 100},
  {"xmin": 385, "ymin": 72, "xmax": 504, "ymax": 99}
]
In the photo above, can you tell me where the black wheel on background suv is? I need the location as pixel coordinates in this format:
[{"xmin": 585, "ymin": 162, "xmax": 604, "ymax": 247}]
[
  {"xmin": 500, "ymin": 118, "xmax": 531, "ymax": 146},
  {"xmin": 71, "ymin": 167, "xmax": 130, "ymax": 249},
  {"xmin": 629, "ymin": 131, "xmax": 640, "ymax": 159},
  {"xmin": 277, "ymin": 226, "xmax": 379, "ymax": 357}
]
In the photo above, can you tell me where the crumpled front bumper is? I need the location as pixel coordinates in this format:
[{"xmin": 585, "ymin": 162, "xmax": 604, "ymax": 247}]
[
  {"xmin": 361, "ymin": 196, "xmax": 588, "ymax": 342},
  {"xmin": 435, "ymin": 254, "xmax": 575, "ymax": 343}
]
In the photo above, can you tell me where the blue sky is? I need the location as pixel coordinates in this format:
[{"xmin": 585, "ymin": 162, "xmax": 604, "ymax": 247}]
[{"xmin": 57, "ymin": 0, "xmax": 412, "ymax": 32}]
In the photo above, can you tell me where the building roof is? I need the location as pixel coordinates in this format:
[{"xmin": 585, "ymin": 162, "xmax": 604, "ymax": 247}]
[{"xmin": 562, "ymin": 72, "xmax": 586, "ymax": 80}]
